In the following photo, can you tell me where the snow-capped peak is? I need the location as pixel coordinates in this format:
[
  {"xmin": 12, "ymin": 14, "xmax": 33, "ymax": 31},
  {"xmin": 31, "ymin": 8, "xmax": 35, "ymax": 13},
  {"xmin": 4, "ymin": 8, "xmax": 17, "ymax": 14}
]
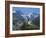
[{"xmin": 27, "ymin": 13, "xmax": 34, "ymax": 18}]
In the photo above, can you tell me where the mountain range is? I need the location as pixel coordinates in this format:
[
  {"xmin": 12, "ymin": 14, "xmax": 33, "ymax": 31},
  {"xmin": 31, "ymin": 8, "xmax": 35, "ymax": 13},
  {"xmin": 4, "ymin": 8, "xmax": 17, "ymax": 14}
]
[{"xmin": 13, "ymin": 11, "xmax": 39, "ymax": 22}]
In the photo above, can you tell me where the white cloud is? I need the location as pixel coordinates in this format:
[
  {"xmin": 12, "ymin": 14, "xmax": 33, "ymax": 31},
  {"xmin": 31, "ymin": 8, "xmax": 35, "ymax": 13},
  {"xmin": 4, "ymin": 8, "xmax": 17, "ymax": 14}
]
[{"xmin": 13, "ymin": 11, "xmax": 16, "ymax": 13}]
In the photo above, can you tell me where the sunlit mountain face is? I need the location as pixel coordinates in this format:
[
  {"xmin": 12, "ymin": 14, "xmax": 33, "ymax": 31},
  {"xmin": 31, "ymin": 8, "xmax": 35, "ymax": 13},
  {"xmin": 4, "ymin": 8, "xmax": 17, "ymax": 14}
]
[
  {"xmin": 12, "ymin": 7, "xmax": 40, "ymax": 30},
  {"xmin": 21, "ymin": 13, "xmax": 39, "ymax": 20}
]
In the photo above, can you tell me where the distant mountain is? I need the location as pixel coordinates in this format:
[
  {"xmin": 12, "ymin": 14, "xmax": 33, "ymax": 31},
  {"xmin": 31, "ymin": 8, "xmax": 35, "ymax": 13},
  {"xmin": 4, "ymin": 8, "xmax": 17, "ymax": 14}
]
[{"xmin": 21, "ymin": 13, "xmax": 39, "ymax": 21}]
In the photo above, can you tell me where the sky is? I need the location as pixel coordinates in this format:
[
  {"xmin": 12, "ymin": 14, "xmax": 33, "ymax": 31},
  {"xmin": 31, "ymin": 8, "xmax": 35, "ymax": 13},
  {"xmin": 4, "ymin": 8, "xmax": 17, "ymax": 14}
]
[{"xmin": 12, "ymin": 7, "xmax": 40, "ymax": 15}]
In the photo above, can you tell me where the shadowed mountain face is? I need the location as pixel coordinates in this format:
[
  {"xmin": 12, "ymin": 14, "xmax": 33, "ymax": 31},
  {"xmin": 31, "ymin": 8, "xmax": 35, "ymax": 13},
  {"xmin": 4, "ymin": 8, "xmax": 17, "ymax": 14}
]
[{"xmin": 32, "ymin": 15, "xmax": 40, "ymax": 27}]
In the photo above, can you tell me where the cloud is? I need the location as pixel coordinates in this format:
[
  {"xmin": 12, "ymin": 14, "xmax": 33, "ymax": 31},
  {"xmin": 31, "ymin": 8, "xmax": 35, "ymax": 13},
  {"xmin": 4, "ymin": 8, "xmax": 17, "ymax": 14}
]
[{"xmin": 13, "ymin": 11, "xmax": 16, "ymax": 13}]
